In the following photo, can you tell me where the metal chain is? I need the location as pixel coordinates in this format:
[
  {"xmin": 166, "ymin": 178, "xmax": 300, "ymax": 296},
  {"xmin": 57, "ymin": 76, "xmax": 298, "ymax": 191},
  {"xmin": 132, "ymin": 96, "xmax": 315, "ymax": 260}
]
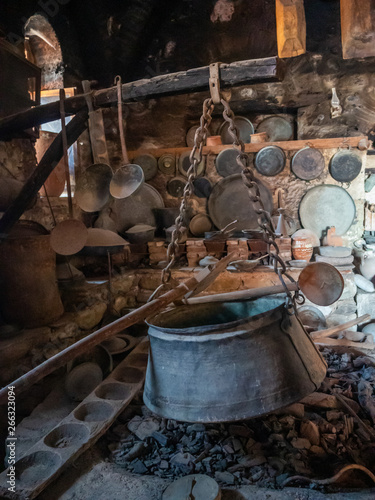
[
  {"xmin": 220, "ymin": 98, "xmax": 304, "ymax": 313},
  {"xmin": 149, "ymin": 98, "xmax": 215, "ymax": 300}
]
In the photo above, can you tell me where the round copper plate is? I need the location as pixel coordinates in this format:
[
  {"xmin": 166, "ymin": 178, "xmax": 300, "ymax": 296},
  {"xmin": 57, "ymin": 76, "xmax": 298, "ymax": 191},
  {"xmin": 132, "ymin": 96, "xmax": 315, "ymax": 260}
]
[
  {"xmin": 299, "ymin": 262, "xmax": 344, "ymax": 306},
  {"xmin": 215, "ymin": 148, "xmax": 243, "ymax": 177},
  {"xmin": 255, "ymin": 146, "xmax": 286, "ymax": 176},
  {"xmin": 133, "ymin": 154, "xmax": 158, "ymax": 181},
  {"xmin": 50, "ymin": 219, "xmax": 88, "ymax": 256},
  {"xmin": 291, "ymin": 147, "xmax": 325, "ymax": 180},
  {"xmin": 193, "ymin": 177, "xmax": 212, "ymax": 198},
  {"xmin": 167, "ymin": 176, "xmax": 186, "ymax": 198},
  {"xmin": 330, "ymin": 150, "xmax": 362, "ymax": 183},
  {"xmin": 109, "ymin": 164, "xmax": 144, "ymax": 199},
  {"xmin": 158, "ymin": 153, "xmax": 176, "ymax": 175},
  {"xmin": 256, "ymin": 116, "xmax": 293, "ymax": 142},
  {"xmin": 179, "ymin": 151, "xmax": 205, "ymax": 177},
  {"xmin": 219, "ymin": 116, "xmax": 254, "ymax": 145}
]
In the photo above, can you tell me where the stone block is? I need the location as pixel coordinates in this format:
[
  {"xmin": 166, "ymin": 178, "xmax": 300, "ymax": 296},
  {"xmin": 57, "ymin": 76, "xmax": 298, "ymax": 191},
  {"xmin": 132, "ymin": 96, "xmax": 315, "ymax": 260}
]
[
  {"xmin": 110, "ymin": 275, "xmax": 135, "ymax": 294},
  {"xmin": 356, "ymin": 289, "xmax": 375, "ymax": 319},
  {"xmin": 205, "ymin": 273, "xmax": 241, "ymax": 293},
  {"xmin": 139, "ymin": 274, "xmax": 163, "ymax": 290},
  {"xmin": 71, "ymin": 302, "xmax": 107, "ymax": 330}
]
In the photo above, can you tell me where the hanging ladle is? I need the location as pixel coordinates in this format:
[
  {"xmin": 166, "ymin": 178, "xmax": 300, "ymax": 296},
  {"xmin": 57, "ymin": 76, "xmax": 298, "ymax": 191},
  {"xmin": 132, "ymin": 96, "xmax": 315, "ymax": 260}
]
[
  {"xmin": 50, "ymin": 89, "xmax": 88, "ymax": 255},
  {"xmin": 109, "ymin": 76, "xmax": 144, "ymax": 199},
  {"xmin": 74, "ymin": 80, "xmax": 113, "ymax": 213}
]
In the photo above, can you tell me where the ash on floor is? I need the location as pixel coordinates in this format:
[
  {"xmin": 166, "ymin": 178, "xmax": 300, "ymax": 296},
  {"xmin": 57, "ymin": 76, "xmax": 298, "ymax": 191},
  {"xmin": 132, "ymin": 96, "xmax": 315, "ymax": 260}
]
[{"xmin": 106, "ymin": 348, "xmax": 375, "ymax": 491}]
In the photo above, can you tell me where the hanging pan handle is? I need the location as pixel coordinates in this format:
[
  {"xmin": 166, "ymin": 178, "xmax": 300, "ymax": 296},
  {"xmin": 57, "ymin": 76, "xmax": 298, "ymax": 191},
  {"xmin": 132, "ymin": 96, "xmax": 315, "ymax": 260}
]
[{"xmin": 115, "ymin": 75, "xmax": 130, "ymax": 165}]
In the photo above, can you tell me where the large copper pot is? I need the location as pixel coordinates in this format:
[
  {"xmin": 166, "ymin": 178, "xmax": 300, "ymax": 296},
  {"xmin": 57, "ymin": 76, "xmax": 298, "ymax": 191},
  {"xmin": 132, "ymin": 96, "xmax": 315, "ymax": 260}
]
[{"xmin": 144, "ymin": 297, "xmax": 326, "ymax": 422}]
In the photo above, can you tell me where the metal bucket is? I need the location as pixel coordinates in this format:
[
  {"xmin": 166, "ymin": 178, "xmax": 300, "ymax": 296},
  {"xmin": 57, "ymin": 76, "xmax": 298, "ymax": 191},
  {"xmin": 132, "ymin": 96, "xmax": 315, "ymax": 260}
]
[
  {"xmin": 0, "ymin": 235, "xmax": 64, "ymax": 328},
  {"xmin": 144, "ymin": 297, "xmax": 326, "ymax": 422}
]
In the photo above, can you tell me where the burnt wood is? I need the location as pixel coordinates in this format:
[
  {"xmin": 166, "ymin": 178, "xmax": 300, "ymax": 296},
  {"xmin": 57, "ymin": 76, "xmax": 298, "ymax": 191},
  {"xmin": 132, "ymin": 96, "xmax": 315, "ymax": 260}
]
[
  {"xmin": 0, "ymin": 110, "xmax": 88, "ymax": 236},
  {"xmin": 0, "ymin": 57, "xmax": 283, "ymax": 138}
]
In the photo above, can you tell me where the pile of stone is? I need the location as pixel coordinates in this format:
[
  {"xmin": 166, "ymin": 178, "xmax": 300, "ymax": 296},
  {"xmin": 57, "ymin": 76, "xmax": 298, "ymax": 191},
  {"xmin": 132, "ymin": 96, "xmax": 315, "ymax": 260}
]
[{"xmin": 107, "ymin": 348, "xmax": 375, "ymax": 490}]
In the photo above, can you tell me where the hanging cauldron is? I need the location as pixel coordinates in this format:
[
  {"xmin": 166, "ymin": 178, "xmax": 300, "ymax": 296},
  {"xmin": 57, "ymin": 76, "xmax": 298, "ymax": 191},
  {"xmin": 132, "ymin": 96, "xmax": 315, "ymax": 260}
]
[{"xmin": 144, "ymin": 297, "xmax": 326, "ymax": 422}]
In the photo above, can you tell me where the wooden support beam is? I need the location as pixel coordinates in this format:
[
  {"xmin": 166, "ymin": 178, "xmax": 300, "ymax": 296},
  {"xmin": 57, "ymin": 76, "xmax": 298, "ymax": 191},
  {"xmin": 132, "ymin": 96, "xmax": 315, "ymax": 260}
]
[
  {"xmin": 127, "ymin": 136, "xmax": 368, "ymax": 159},
  {"xmin": 276, "ymin": 0, "xmax": 306, "ymax": 58},
  {"xmin": 340, "ymin": 0, "xmax": 375, "ymax": 59},
  {"xmin": 0, "ymin": 110, "xmax": 88, "ymax": 237},
  {"xmin": 0, "ymin": 57, "xmax": 283, "ymax": 139}
]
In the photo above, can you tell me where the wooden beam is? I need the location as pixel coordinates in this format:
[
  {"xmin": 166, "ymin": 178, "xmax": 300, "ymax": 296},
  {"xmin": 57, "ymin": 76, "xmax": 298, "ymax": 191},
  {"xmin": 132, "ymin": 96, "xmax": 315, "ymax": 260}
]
[
  {"xmin": 0, "ymin": 57, "xmax": 283, "ymax": 139},
  {"xmin": 127, "ymin": 136, "xmax": 368, "ymax": 159},
  {"xmin": 276, "ymin": 0, "xmax": 306, "ymax": 58},
  {"xmin": 0, "ymin": 110, "xmax": 88, "ymax": 237},
  {"xmin": 341, "ymin": 0, "xmax": 375, "ymax": 59}
]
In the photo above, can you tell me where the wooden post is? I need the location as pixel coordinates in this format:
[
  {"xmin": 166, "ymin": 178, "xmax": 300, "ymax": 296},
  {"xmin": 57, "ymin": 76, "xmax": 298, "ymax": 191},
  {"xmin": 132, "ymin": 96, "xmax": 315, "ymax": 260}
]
[
  {"xmin": 340, "ymin": 0, "xmax": 375, "ymax": 59},
  {"xmin": 276, "ymin": 0, "xmax": 306, "ymax": 58}
]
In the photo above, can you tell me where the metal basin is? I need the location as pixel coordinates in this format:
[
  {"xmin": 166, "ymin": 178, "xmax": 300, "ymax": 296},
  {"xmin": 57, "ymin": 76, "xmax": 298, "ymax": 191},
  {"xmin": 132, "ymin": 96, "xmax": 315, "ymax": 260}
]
[{"xmin": 144, "ymin": 297, "xmax": 326, "ymax": 422}]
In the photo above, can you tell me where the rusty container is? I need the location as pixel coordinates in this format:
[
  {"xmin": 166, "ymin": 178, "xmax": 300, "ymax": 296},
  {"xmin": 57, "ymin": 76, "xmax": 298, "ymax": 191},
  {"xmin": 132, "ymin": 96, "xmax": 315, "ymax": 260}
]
[
  {"xmin": 0, "ymin": 235, "xmax": 64, "ymax": 327},
  {"xmin": 144, "ymin": 297, "xmax": 326, "ymax": 422}
]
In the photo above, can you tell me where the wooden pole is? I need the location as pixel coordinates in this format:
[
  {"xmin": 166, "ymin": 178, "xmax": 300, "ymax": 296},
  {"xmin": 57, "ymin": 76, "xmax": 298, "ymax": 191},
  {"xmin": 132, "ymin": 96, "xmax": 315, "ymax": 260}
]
[
  {"xmin": 0, "ymin": 110, "xmax": 88, "ymax": 237},
  {"xmin": 276, "ymin": 0, "xmax": 306, "ymax": 58},
  {"xmin": 311, "ymin": 314, "xmax": 371, "ymax": 340},
  {"xmin": 0, "ymin": 275, "xmax": 203, "ymax": 404},
  {"xmin": 0, "ymin": 57, "xmax": 283, "ymax": 138}
]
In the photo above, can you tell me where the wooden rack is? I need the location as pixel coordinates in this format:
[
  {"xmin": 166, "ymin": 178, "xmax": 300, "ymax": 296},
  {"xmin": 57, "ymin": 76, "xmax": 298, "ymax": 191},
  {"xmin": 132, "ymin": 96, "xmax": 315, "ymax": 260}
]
[{"xmin": 128, "ymin": 136, "xmax": 368, "ymax": 159}]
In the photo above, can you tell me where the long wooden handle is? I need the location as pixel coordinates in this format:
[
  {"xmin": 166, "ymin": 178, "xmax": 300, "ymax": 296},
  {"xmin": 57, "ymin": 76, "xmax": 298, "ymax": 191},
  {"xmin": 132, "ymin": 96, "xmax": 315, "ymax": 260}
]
[
  {"xmin": 59, "ymin": 89, "xmax": 73, "ymax": 218},
  {"xmin": 311, "ymin": 314, "xmax": 371, "ymax": 340},
  {"xmin": 186, "ymin": 283, "xmax": 298, "ymax": 305}
]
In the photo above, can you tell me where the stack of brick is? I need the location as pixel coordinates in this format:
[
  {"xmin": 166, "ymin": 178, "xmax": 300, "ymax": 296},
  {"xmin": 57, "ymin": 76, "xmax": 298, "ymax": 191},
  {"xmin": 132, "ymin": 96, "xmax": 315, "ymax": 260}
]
[
  {"xmin": 226, "ymin": 239, "xmax": 249, "ymax": 261},
  {"xmin": 148, "ymin": 240, "xmax": 167, "ymax": 266},
  {"xmin": 186, "ymin": 239, "xmax": 207, "ymax": 267}
]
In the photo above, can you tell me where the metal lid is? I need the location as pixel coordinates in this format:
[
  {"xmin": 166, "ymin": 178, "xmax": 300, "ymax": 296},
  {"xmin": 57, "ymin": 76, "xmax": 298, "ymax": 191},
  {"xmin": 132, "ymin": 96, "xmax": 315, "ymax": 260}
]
[
  {"xmin": 50, "ymin": 219, "xmax": 88, "ymax": 255},
  {"xmin": 193, "ymin": 177, "xmax": 212, "ymax": 198},
  {"xmin": 179, "ymin": 151, "xmax": 205, "ymax": 177},
  {"xmin": 256, "ymin": 116, "xmax": 293, "ymax": 142},
  {"xmin": 158, "ymin": 153, "xmax": 176, "ymax": 175},
  {"xmin": 215, "ymin": 148, "xmax": 243, "ymax": 177},
  {"xmin": 219, "ymin": 116, "xmax": 254, "ymax": 145},
  {"xmin": 291, "ymin": 147, "xmax": 325, "ymax": 181},
  {"xmin": 133, "ymin": 153, "xmax": 158, "ymax": 181},
  {"xmin": 299, "ymin": 262, "xmax": 344, "ymax": 306},
  {"xmin": 167, "ymin": 176, "xmax": 186, "ymax": 198},
  {"xmin": 255, "ymin": 145, "xmax": 286, "ymax": 176},
  {"xmin": 189, "ymin": 214, "xmax": 213, "ymax": 236},
  {"xmin": 330, "ymin": 150, "xmax": 362, "ymax": 183}
]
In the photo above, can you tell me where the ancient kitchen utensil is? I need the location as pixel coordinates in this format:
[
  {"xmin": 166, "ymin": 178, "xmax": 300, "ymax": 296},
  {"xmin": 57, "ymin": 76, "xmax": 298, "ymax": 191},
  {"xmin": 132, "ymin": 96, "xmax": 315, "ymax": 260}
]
[
  {"xmin": 109, "ymin": 76, "xmax": 144, "ymax": 199},
  {"xmin": 179, "ymin": 151, "xmax": 205, "ymax": 177},
  {"xmin": 330, "ymin": 150, "xmax": 362, "ymax": 183},
  {"xmin": 193, "ymin": 177, "xmax": 212, "ymax": 198},
  {"xmin": 292, "ymin": 236, "xmax": 313, "ymax": 261},
  {"xmin": 219, "ymin": 116, "xmax": 254, "ymax": 144},
  {"xmin": 189, "ymin": 214, "xmax": 213, "ymax": 236},
  {"xmin": 256, "ymin": 116, "xmax": 293, "ymax": 142},
  {"xmin": 111, "ymin": 183, "xmax": 164, "ymax": 233},
  {"xmin": 133, "ymin": 153, "xmax": 158, "ymax": 181},
  {"xmin": 254, "ymin": 145, "xmax": 286, "ymax": 176},
  {"xmin": 291, "ymin": 147, "xmax": 325, "ymax": 180},
  {"xmin": 144, "ymin": 296, "xmax": 326, "ymax": 422},
  {"xmin": 158, "ymin": 153, "xmax": 176, "ymax": 175},
  {"xmin": 297, "ymin": 305, "xmax": 327, "ymax": 331},
  {"xmin": 299, "ymin": 184, "xmax": 356, "ymax": 237},
  {"xmin": 125, "ymin": 224, "xmax": 156, "ymax": 244},
  {"xmin": 80, "ymin": 228, "xmax": 128, "ymax": 256},
  {"xmin": 298, "ymin": 262, "xmax": 344, "ymax": 306},
  {"xmin": 167, "ymin": 176, "xmax": 186, "ymax": 198},
  {"xmin": 208, "ymin": 173, "xmax": 273, "ymax": 230},
  {"xmin": 50, "ymin": 89, "xmax": 88, "ymax": 256},
  {"xmin": 292, "ymin": 228, "xmax": 320, "ymax": 247},
  {"xmin": 75, "ymin": 163, "xmax": 113, "ymax": 212},
  {"xmin": 215, "ymin": 147, "xmax": 243, "ymax": 177}
]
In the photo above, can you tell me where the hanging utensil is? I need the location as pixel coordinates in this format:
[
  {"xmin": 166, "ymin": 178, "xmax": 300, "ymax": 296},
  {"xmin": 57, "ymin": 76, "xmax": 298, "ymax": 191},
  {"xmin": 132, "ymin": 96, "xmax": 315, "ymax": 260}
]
[
  {"xmin": 291, "ymin": 146, "xmax": 325, "ymax": 180},
  {"xmin": 50, "ymin": 90, "xmax": 88, "ymax": 256},
  {"xmin": 179, "ymin": 151, "xmax": 205, "ymax": 177},
  {"xmin": 75, "ymin": 81, "xmax": 113, "ymax": 212},
  {"xmin": 256, "ymin": 116, "xmax": 293, "ymax": 142},
  {"xmin": 254, "ymin": 145, "xmax": 286, "ymax": 176},
  {"xmin": 219, "ymin": 116, "xmax": 254, "ymax": 144},
  {"xmin": 215, "ymin": 147, "xmax": 243, "ymax": 177},
  {"xmin": 330, "ymin": 149, "xmax": 362, "ymax": 183},
  {"xmin": 109, "ymin": 76, "xmax": 144, "ymax": 199}
]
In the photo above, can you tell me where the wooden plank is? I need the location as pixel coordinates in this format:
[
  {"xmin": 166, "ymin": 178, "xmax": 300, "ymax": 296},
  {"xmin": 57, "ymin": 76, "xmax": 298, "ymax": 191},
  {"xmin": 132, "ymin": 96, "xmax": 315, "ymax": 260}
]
[
  {"xmin": 276, "ymin": 0, "xmax": 306, "ymax": 58},
  {"xmin": 127, "ymin": 136, "xmax": 368, "ymax": 159},
  {"xmin": 0, "ymin": 57, "xmax": 283, "ymax": 139},
  {"xmin": 340, "ymin": 0, "xmax": 375, "ymax": 59},
  {"xmin": 0, "ymin": 341, "xmax": 149, "ymax": 500},
  {"xmin": 0, "ymin": 110, "xmax": 88, "ymax": 237},
  {"xmin": 314, "ymin": 338, "xmax": 375, "ymax": 350}
]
